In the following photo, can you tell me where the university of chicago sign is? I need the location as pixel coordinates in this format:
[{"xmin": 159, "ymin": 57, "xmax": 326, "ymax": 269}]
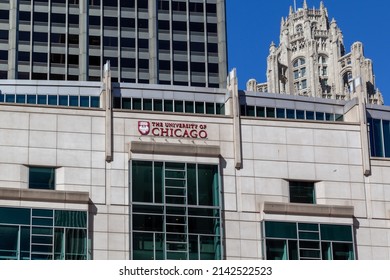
[{"xmin": 138, "ymin": 121, "xmax": 208, "ymax": 139}]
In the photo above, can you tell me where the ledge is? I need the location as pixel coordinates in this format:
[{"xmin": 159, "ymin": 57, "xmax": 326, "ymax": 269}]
[
  {"xmin": 263, "ymin": 201, "xmax": 354, "ymax": 218},
  {"xmin": 0, "ymin": 188, "xmax": 89, "ymax": 204},
  {"xmin": 130, "ymin": 141, "xmax": 221, "ymax": 157}
]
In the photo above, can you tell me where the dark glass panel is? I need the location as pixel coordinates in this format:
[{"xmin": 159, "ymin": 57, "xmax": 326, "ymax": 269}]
[
  {"xmin": 65, "ymin": 229, "xmax": 87, "ymax": 260},
  {"xmin": 133, "ymin": 214, "xmax": 163, "ymax": 232},
  {"xmin": 154, "ymin": 162, "xmax": 163, "ymax": 203},
  {"xmin": 266, "ymin": 239, "xmax": 287, "ymax": 260},
  {"xmin": 0, "ymin": 207, "xmax": 30, "ymax": 225},
  {"xmin": 185, "ymin": 101, "xmax": 194, "ymax": 113},
  {"xmin": 296, "ymin": 110, "xmax": 305, "ymax": 119},
  {"xmin": 59, "ymin": 95, "xmax": 68, "ymax": 106},
  {"xmin": 206, "ymin": 102, "xmax": 215, "ymax": 115},
  {"xmin": 289, "ymin": 181, "xmax": 315, "ymax": 204},
  {"xmin": 16, "ymin": 95, "xmax": 26, "ymax": 104},
  {"xmin": 133, "ymin": 232, "xmax": 154, "ymax": 260},
  {"xmin": 195, "ymin": 102, "xmax": 204, "ymax": 114},
  {"xmin": 153, "ymin": 99, "xmax": 163, "ymax": 111},
  {"xmin": 143, "ymin": 99, "xmax": 152, "ymax": 111},
  {"xmin": 132, "ymin": 161, "xmax": 153, "ymax": 203},
  {"xmin": 316, "ymin": 112, "xmax": 325, "ymax": 120},
  {"xmin": 332, "ymin": 243, "xmax": 354, "ymax": 260},
  {"xmin": 320, "ymin": 224, "xmax": 353, "ymax": 242},
  {"xmin": 122, "ymin": 98, "xmax": 131, "ymax": 109},
  {"xmin": 164, "ymin": 100, "xmax": 173, "ymax": 112},
  {"xmin": 133, "ymin": 98, "xmax": 141, "ymax": 110},
  {"xmin": 55, "ymin": 210, "xmax": 87, "ymax": 228},
  {"xmin": 256, "ymin": 106, "xmax": 265, "ymax": 117},
  {"xmin": 29, "ymin": 167, "xmax": 55, "ymax": 190},
  {"xmin": 265, "ymin": 221, "xmax": 297, "ymax": 239},
  {"xmin": 69, "ymin": 95, "xmax": 79, "ymax": 106},
  {"xmin": 197, "ymin": 164, "xmax": 218, "ymax": 206}
]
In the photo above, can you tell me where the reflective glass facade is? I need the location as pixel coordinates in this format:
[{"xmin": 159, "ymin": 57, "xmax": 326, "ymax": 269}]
[
  {"xmin": 263, "ymin": 221, "xmax": 354, "ymax": 260},
  {"xmin": 0, "ymin": 207, "xmax": 88, "ymax": 260},
  {"xmin": 130, "ymin": 161, "xmax": 221, "ymax": 260},
  {"xmin": 368, "ymin": 117, "xmax": 390, "ymax": 158}
]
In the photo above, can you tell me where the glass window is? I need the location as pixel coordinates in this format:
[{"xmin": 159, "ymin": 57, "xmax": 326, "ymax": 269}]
[
  {"xmin": 276, "ymin": 108, "xmax": 285, "ymax": 118},
  {"xmin": 153, "ymin": 99, "xmax": 163, "ymax": 111},
  {"xmin": 174, "ymin": 100, "xmax": 184, "ymax": 113},
  {"xmin": 266, "ymin": 107, "xmax": 275, "ymax": 118},
  {"xmin": 131, "ymin": 161, "xmax": 220, "ymax": 260},
  {"xmin": 289, "ymin": 181, "xmax": 315, "ymax": 204},
  {"xmin": 256, "ymin": 106, "xmax": 265, "ymax": 117},
  {"xmin": 265, "ymin": 221, "xmax": 354, "ymax": 260},
  {"xmin": 296, "ymin": 110, "xmax": 305, "ymax": 120},
  {"xmin": 185, "ymin": 101, "xmax": 194, "ymax": 113},
  {"xmin": 164, "ymin": 100, "xmax": 173, "ymax": 112},
  {"xmin": 69, "ymin": 96, "xmax": 79, "ymax": 106},
  {"xmin": 133, "ymin": 98, "xmax": 142, "ymax": 110},
  {"xmin": 143, "ymin": 99, "xmax": 152, "ymax": 111},
  {"xmin": 29, "ymin": 167, "xmax": 55, "ymax": 190},
  {"xmin": 195, "ymin": 102, "xmax": 204, "ymax": 114}
]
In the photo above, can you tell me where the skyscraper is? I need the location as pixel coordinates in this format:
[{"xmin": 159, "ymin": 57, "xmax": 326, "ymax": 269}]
[
  {"xmin": 246, "ymin": 0, "xmax": 383, "ymax": 104},
  {"xmin": 0, "ymin": 0, "xmax": 227, "ymax": 88}
]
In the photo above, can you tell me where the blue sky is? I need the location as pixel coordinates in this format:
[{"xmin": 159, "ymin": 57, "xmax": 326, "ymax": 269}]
[{"xmin": 226, "ymin": 0, "xmax": 390, "ymax": 103}]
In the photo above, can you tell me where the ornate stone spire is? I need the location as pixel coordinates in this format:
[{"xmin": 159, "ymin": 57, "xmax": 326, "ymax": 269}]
[
  {"xmin": 303, "ymin": 0, "xmax": 308, "ymax": 9},
  {"xmin": 289, "ymin": 5, "xmax": 293, "ymax": 15}
]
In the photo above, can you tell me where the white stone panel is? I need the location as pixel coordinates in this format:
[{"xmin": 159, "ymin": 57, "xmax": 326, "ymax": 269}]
[
  {"xmin": 222, "ymin": 175, "xmax": 236, "ymax": 193},
  {"xmin": 0, "ymin": 129, "xmax": 28, "ymax": 146},
  {"xmin": 0, "ymin": 112, "xmax": 29, "ymax": 129},
  {"xmin": 239, "ymin": 176, "xmax": 255, "ymax": 194},
  {"xmin": 58, "ymin": 132, "xmax": 91, "ymax": 150},
  {"xmin": 223, "ymin": 193, "xmax": 237, "ymax": 211},
  {"xmin": 29, "ymin": 148, "xmax": 57, "ymax": 166},
  {"xmin": 287, "ymin": 145, "xmax": 314, "ymax": 162},
  {"xmin": 57, "ymin": 149, "xmax": 92, "ymax": 168},
  {"xmin": 91, "ymin": 186, "xmax": 106, "ymax": 204},
  {"xmin": 0, "ymin": 146, "xmax": 28, "ymax": 164},
  {"xmin": 288, "ymin": 162, "xmax": 317, "ymax": 180},
  {"xmin": 253, "ymin": 143, "xmax": 287, "ymax": 161},
  {"xmin": 110, "ymin": 169, "xmax": 126, "ymax": 187},
  {"xmin": 314, "ymin": 146, "xmax": 349, "ymax": 164},
  {"xmin": 241, "ymin": 194, "xmax": 256, "ymax": 212},
  {"xmin": 219, "ymin": 125, "xmax": 233, "ymax": 141},
  {"xmin": 239, "ymin": 221, "xmax": 258, "ymax": 240},
  {"xmin": 286, "ymin": 127, "xmax": 314, "ymax": 146},
  {"xmin": 91, "ymin": 152, "xmax": 106, "ymax": 169},
  {"xmin": 240, "ymin": 240, "xmax": 258, "ymax": 258},
  {"xmin": 108, "ymin": 214, "xmax": 126, "ymax": 233},
  {"xmin": 91, "ymin": 168, "xmax": 106, "ymax": 186},
  {"xmin": 314, "ymin": 129, "xmax": 348, "ymax": 147},
  {"xmin": 252, "ymin": 126, "xmax": 286, "ymax": 144},
  {"xmin": 63, "ymin": 167, "xmax": 91, "ymax": 185},
  {"xmin": 110, "ymin": 187, "xmax": 126, "ymax": 205},
  {"xmin": 58, "ymin": 115, "xmax": 91, "ymax": 133},
  {"xmin": 254, "ymin": 160, "xmax": 288, "ymax": 178},
  {"xmin": 315, "ymin": 163, "xmax": 350, "ymax": 182},
  {"xmin": 29, "ymin": 131, "xmax": 57, "ymax": 148},
  {"xmin": 347, "ymin": 131, "xmax": 362, "ymax": 148},
  {"xmin": 241, "ymin": 126, "xmax": 253, "ymax": 142},
  {"xmin": 224, "ymin": 239, "xmax": 241, "ymax": 258},
  {"xmin": 92, "ymin": 117, "xmax": 105, "ymax": 134},
  {"xmin": 30, "ymin": 113, "xmax": 57, "ymax": 131},
  {"xmin": 224, "ymin": 220, "xmax": 240, "ymax": 239},
  {"xmin": 92, "ymin": 134, "xmax": 105, "ymax": 151}
]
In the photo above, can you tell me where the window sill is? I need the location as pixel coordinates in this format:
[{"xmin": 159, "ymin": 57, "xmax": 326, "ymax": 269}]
[
  {"xmin": 262, "ymin": 201, "xmax": 354, "ymax": 218},
  {"xmin": 0, "ymin": 187, "xmax": 89, "ymax": 204}
]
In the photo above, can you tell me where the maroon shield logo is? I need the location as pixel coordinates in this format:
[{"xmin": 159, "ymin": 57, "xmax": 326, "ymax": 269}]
[{"xmin": 138, "ymin": 121, "xmax": 150, "ymax": 135}]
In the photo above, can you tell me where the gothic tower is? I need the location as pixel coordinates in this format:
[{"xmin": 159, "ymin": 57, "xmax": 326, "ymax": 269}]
[{"xmin": 247, "ymin": 1, "xmax": 383, "ymax": 104}]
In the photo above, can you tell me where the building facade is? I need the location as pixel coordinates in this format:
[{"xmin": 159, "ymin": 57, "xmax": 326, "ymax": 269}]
[
  {"xmin": 246, "ymin": 1, "xmax": 383, "ymax": 105},
  {"xmin": 1, "ymin": 67, "xmax": 390, "ymax": 260},
  {"xmin": 0, "ymin": 0, "xmax": 227, "ymax": 88}
]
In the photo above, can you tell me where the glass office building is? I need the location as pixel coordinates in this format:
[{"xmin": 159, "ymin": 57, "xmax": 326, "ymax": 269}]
[{"xmin": 0, "ymin": 0, "xmax": 227, "ymax": 88}]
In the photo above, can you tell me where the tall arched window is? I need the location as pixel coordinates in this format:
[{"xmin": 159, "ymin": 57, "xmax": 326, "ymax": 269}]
[
  {"xmin": 342, "ymin": 71, "xmax": 353, "ymax": 93},
  {"xmin": 293, "ymin": 57, "xmax": 307, "ymax": 94},
  {"xmin": 296, "ymin": 24, "xmax": 303, "ymax": 34}
]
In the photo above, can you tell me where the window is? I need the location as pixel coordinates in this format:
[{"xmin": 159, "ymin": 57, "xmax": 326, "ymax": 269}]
[
  {"xmin": 264, "ymin": 221, "xmax": 354, "ymax": 260},
  {"xmin": 131, "ymin": 161, "xmax": 221, "ymax": 260},
  {"xmin": 289, "ymin": 181, "xmax": 315, "ymax": 204},
  {"xmin": 0, "ymin": 207, "xmax": 87, "ymax": 260},
  {"xmin": 29, "ymin": 167, "xmax": 55, "ymax": 190},
  {"xmin": 292, "ymin": 57, "xmax": 307, "ymax": 94}
]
